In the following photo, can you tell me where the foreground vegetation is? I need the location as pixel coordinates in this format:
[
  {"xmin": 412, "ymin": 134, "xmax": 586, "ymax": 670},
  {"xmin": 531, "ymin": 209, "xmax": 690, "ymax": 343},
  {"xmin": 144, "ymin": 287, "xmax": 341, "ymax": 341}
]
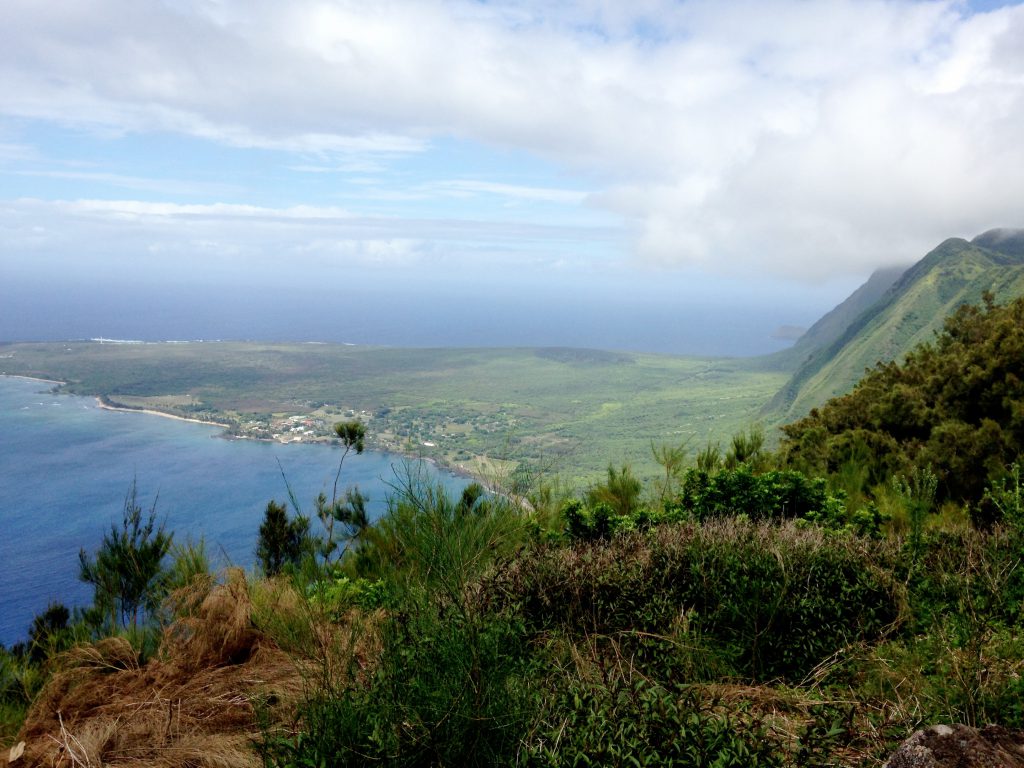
[
  {"xmin": 4, "ymin": 465, "xmax": 1022, "ymax": 765},
  {"xmin": 2, "ymin": 296, "xmax": 1024, "ymax": 766}
]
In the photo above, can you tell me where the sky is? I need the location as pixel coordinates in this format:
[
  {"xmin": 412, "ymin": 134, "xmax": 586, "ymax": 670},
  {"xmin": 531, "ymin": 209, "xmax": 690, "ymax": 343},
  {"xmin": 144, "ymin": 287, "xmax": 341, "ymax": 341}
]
[{"xmin": 2, "ymin": 0, "xmax": 1023, "ymax": 353}]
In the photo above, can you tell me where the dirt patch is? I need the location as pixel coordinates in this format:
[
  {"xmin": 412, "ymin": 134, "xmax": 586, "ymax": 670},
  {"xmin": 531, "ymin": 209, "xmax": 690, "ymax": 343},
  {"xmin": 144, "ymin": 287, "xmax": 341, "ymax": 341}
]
[{"xmin": 884, "ymin": 724, "xmax": 1024, "ymax": 768}]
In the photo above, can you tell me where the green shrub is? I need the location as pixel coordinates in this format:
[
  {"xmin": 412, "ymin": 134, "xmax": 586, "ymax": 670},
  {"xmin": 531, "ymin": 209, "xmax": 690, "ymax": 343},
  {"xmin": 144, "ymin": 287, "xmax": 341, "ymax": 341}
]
[
  {"xmin": 830, "ymin": 524, "xmax": 1024, "ymax": 729},
  {"xmin": 264, "ymin": 605, "xmax": 531, "ymax": 768},
  {"xmin": 489, "ymin": 521, "xmax": 903, "ymax": 682},
  {"xmin": 562, "ymin": 499, "xmax": 661, "ymax": 542},
  {"xmin": 562, "ymin": 466, "xmax": 857, "ymax": 543},
  {"xmin": 672, "ymin": 466, "xmax": 843, "ymax": 524},
  {"xmin": 78, "ymin": 480, "xmax": 174, "ymax": 634},
  {"xmin": 0, "ymin": 648, "xmax": 42, "ymax": 747},
  {"xmin": 906, "ymin": 526, "xmax": 1024, "ymax": 631},
  {"xmin": 849, "ymin": 626, "xmax": 1024, "ymax": 730},
  {"xmin": 24, "ymin": 602, "xmax": 72, "ymax": 664},
  {"xmin": 585, "ymin": 464, "xmax": 643, "ymax": 517},
  {"xmin": 348, "ymin": 474, "xmax": 525, "ymax": 590},
  {"xmin": 308, "ymin": 575, "xmax": 390, "ymax": 617},
  {"xmin": 523, "ymin": 675, "xmax": 785, "ymax": 767},
  {"xmin": 256, "ymin": 499, "xmax": 314, "ymax": 577},
  {"xmin": 975, "ymin": 461, "xmax": 1024, "ymax": 530}
]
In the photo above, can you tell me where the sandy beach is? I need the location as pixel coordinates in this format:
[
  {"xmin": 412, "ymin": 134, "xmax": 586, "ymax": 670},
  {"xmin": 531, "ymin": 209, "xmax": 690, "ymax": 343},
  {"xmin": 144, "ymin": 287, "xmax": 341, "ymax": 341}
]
[
  {"xmin": 1, "ymin": 375, "xmax": 229, "ymax": 429},
  {"xmin": 95, "ymin": 400, "xmax": 231, "ymax": 429},
  {"xmin": 0, "ymin": 374, "xmax": 65, "ymax": 385}
]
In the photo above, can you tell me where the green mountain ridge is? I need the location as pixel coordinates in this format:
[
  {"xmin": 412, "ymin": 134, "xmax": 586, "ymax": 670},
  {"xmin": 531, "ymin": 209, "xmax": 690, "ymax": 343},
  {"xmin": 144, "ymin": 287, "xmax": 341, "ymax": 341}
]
[
  {"xmin": 763, "ymin": 264, "xmax": 906, "ymax": 372},
  {"xmin": 764, "ymin": 229, "xmax": 1024, "ymax": 422}
]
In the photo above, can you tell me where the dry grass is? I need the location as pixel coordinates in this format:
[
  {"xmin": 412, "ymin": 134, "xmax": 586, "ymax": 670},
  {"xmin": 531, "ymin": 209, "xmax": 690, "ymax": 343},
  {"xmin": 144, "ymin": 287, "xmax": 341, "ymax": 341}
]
[
  {"xmin": 248, "ymin": 576, "xmax": 384, "ymax": 691},
  {"xmin": 7, "ymin": 570, "xmax": 305, "ymax": 768}
]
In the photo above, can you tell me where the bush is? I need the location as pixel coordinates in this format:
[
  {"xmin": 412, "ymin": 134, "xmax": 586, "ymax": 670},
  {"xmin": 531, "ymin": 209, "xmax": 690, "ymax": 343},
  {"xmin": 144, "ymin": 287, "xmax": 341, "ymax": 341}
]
[
  {"xmin": 975, "ymin": 461, "xmax": 1024, "ymax": 530},
  {"xmin": 562, "ymin": 499, "xmax": 662, "ymax": 542},
  {"xmin": 906, "ymin": 526, "xmax": 1024, "ymax": 631},
  {"xmin": 840, "ymin": 525, "xmax": 1024, "ymax": 729},
  {"xmin": 265, "ymin": 607, "xmax": 530, "ymax": 768},
  {"xmin": 309, "ymin": 575, "xmax": 390, "ymax": 617},
  {"xmin": 672, "ymin": 466, "xmax": 842, "ymax": 523},
  {"xmin": 523, "ymin": 675, "xmax": 786, "ymax": 767},
  {"xmin": 489, "ymin": 520, "xmax": 903, "ymax": 681},
  {"xmin": 0, "ymin": 648, "xmax": 43, "ymax": 747}
]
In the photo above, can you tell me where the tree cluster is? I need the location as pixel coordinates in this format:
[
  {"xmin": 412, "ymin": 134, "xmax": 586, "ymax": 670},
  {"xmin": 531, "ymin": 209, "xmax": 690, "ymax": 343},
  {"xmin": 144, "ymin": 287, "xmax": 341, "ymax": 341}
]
[{"xmin": 781, "ymin": 294, "xmax": 1024, "ymax": 508}]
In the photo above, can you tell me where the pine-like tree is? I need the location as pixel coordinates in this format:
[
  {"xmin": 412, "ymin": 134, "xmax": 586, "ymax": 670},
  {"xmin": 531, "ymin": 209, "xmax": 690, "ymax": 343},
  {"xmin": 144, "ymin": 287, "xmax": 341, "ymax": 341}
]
[
  {"xmin": 256, "ymin": 499, "xmax": 311, "ymax": 576},
  {"xmin": 79, "ymin": 481, "xmax": 173, "ymax": 631}
]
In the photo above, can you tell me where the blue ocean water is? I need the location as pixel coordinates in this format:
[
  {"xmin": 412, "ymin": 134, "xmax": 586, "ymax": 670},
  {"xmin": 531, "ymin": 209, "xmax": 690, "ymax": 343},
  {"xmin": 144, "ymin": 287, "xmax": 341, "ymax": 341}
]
[
  {"xmin": 0, "ymin": 376, "xmax": 469, "ymax": 648},
  {"xmin": 0, "ymin": 274, "xmax": 845, "ymax": 357}
]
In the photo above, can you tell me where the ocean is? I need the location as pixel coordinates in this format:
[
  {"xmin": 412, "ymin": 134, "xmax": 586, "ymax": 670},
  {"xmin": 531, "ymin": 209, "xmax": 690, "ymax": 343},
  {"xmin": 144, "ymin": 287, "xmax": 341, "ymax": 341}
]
[
  {"xmin": 0, "ymin": 376, "xmax": 469, "ymax": 648},
  {"xmin": 0, "ymin": 274, "xmax": 845, "ymax": 357}
]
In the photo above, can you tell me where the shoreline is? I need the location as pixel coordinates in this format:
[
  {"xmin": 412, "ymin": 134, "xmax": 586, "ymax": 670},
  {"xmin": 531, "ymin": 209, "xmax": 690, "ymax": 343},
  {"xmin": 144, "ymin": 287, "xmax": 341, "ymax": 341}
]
[
  {"xmin": 95, "ymin": 400, "xmax": 232, "ymax": 429},
  {"xmin": 0, "ymin": 373, "xmax": 66, "ymax": 386},
  {"xmin": 2, "ymin": 375, "xmax": 483, "ymax": 485},
  {"xmin": 226, "ymin": 431, "xmax": 479, "ymax": 483},
  {"xmin": 94, "ymin": 400, "xmax": 477, "ymax": 482}
]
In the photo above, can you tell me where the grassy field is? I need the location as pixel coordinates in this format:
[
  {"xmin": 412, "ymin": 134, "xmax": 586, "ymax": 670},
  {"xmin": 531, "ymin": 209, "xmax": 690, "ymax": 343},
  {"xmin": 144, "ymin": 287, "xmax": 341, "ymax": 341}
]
[{"xmin": 0, "ymin": 341, "xmax": 787, "ymax": 485}]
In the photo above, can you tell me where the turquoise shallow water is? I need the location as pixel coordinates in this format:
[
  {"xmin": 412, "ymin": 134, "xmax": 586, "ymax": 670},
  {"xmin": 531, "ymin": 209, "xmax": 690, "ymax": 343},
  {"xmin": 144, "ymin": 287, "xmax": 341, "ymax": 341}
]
[{"xmin": 0, "ymin": 376, "xmax": 468, "ymax": 647}]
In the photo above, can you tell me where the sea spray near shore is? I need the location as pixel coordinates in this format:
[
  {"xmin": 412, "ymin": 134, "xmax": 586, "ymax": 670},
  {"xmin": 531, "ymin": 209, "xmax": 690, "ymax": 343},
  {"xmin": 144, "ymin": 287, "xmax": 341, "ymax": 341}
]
[{"xmin": 0, "ymin": 376, "xmax": 469, "ymax": 647}]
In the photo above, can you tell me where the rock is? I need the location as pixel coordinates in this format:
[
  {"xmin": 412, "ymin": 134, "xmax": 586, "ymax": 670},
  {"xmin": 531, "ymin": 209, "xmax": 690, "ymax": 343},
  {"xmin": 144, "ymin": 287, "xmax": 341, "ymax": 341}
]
[
  {"xmin": 884, "ymin": 724, "xmax": 1024, "ymax": 768},
  {"xmin": 7, "ymin": 741, "xmax": 25, "ymax": 763}
]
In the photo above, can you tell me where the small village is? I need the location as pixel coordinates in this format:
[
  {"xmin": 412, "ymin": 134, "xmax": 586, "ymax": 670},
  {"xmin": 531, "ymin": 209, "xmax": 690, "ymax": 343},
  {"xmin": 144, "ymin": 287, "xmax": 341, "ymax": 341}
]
[{"xmin": 231, "ymin": 409, "xmax": 371, "ymax": 444}]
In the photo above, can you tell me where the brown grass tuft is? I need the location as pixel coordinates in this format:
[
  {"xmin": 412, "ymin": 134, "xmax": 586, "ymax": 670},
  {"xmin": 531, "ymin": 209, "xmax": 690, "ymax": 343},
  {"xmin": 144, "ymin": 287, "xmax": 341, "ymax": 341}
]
[
  {"xmin": 11, "ymin": 571, "xmax": 305, "ymax": 768},
  {"xmin": 161, "ymin": 569, "xmax": 259, "ymax": 673}
]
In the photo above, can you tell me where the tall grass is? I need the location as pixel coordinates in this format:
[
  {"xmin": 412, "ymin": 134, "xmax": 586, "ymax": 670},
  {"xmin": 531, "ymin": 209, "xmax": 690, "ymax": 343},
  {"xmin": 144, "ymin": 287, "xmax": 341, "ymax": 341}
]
[{"xmin": 260, "ymin": 473, "xmax": 532, "ymax": 767}]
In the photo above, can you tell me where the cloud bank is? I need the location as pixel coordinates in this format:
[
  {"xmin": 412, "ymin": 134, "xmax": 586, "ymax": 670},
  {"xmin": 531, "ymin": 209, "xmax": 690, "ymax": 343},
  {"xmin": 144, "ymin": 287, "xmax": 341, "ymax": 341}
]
[{"xmin": 2, "ymin": 0, "xmax": 1023, "ymax": 278}]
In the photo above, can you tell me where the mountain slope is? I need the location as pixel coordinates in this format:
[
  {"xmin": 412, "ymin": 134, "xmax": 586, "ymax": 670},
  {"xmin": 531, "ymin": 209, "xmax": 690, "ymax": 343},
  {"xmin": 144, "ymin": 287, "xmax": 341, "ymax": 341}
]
[
  {"xmin": 765, "ymin": 229, "xmax": 1024, "ymax": 422},
  {"xmin": 764, "ymin": 265, "xmax": 905, "ymax": 372},
  {"xmin": 791, "ymin": 265, "xmax": 906, "ymax": 358}
]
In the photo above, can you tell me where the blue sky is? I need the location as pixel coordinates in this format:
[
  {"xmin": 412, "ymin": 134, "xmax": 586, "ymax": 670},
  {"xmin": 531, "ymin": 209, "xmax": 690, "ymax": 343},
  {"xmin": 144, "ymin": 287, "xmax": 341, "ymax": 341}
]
[{"xmin": 2, "ymin": 0, "xmax": 1023, "ymax": 350}]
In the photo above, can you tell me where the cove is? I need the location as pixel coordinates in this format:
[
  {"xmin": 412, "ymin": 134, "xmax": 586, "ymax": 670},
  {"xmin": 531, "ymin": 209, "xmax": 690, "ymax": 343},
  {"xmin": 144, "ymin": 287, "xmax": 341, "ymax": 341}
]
[{"xmin": 0, "ymin": 376, "xmax": 469, "ymax": 647}]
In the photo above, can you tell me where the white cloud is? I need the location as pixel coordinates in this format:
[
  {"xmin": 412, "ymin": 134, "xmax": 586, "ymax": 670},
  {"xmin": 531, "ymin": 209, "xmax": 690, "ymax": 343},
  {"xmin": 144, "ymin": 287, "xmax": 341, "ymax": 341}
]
[
  {"xmin": 16, "ymin": 170, "xmax": 241, "ymax": 196},
  {"xmin": 0, "ymin": 197, "xmax": 617, "ymax": 278},
  {"xmin": 0, "ymin": 141, "xmax": 39, "ymax": 164},
  {"xmin": 1, "ymin": 0, "xmax": 1023, "ymax": 277},
  {"xmin": 356, "ymin": 179, "xmax": 589, "ymax": 204},
  {"xmin": 62, "ymin": 199, "xmax": 356, "ymax": 220}
]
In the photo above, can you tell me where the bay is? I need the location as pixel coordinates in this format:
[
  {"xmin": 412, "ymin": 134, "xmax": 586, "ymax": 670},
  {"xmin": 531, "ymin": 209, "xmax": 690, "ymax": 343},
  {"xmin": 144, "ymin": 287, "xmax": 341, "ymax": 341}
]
[{"xmin": 0, "ymin": 376, "xmax": 469, "ymax": 648}]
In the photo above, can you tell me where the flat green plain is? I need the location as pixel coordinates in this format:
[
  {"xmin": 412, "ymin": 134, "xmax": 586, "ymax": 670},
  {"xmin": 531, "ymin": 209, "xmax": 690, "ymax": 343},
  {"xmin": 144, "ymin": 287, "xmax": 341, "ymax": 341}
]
[{"xmin": 0, "ymin": 342, "xmax": 787, "ymax": 485}]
